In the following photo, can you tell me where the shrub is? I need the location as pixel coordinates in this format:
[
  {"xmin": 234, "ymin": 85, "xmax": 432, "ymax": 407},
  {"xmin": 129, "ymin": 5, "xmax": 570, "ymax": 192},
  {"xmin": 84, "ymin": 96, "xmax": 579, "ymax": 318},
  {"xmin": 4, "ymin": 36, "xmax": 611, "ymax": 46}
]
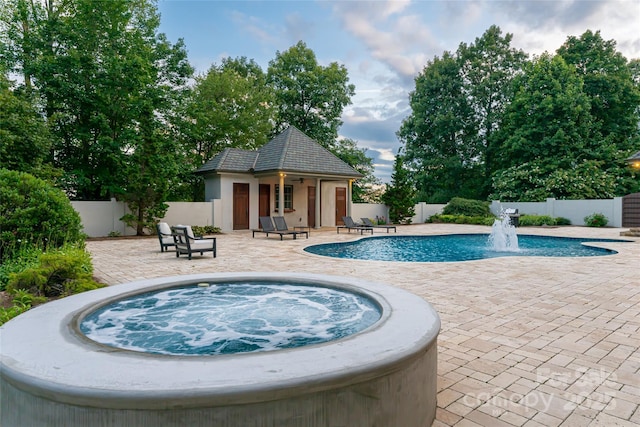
[
  {"xmin": 191, "ymin": 225, "xmax": 221, "ymax": 236},
  {"xmin": 555, "ymin": 217, "xmax": 571, "ymax": 226},
  {"xmin": 0, "ymin": 289, "xmax": 47, "ymax": 326},
  {"xmin": 7, "ymin": 245, "xmax": 103, "ymax": 297},
  {"xmin": 0, "ymin": 244, "xmax": 41, "ymax": 291},
  {"xmin": 428, "ymin": 214, "xmax": 495, "ymax": 225},
  {"xmin": 0, "ymin": 169, "xmax": 84, "ymax": 261},
  {"xmin": 584, "ymin": 213, "xmax": 608, "ymax": 227},
  {"xmin": 519, "ymin": 215, "xmax": 556, "ymax": 226},
  {"xmin": 442, "ymin": 198, "xmax": 491, "ymax": 217}
]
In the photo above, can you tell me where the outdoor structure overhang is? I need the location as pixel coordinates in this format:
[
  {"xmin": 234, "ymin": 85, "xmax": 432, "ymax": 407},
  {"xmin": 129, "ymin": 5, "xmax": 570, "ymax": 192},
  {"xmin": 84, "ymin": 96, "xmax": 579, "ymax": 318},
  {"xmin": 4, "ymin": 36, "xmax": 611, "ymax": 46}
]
[{"xmin": 195, "ymin": 126, "xmax": 363, "ymax": 180}]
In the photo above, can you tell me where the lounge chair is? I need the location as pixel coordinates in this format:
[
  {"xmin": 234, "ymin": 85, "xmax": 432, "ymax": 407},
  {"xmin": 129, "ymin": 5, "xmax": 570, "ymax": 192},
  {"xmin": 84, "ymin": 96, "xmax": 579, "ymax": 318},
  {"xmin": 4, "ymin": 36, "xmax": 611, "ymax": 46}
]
[
  {"xmin": 253, "ymin": 216, "xmax": 300, "ymax": 240},
  {"xmin": 337, "ymin": 216, "xmax": 373, "ymax": 234},
  {"xmin": 273, "ymin": 216, "xmax": 308, "ymax": 239},
  {"xmin": 360, "ymin": 217, "xmax": 397, "ymax": 233},
  {"xmin": 171, "ymin": 225, "xmax": 216, "ymax": 259},
  {"xmin": 156, "ymin": 222, "xmax": 175, "ymax": 252}
]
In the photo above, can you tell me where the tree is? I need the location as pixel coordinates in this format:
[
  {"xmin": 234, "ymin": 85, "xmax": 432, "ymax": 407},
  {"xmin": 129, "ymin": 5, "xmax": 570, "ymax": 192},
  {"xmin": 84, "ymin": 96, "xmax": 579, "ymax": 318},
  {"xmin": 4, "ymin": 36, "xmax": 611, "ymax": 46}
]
[
  {"xmin": 557, "ymin": 30, "xmax": 640, "ymax": 196},
  {"xmin": 399, "ymin": 51, "xmax": 480, "ymax": 202},
  {"xmin": 2, "ymin": 0, "xmax": 192, "ymax": 202},
  {"xmin": 0, "ymin": 76, "xmax": 53, "ymax": 177},
  {"xmin": 490, "ymin": 54, "xmax": 603, "ymax": 200},
  {"xmin": 267, "ymin": 41, "xmax": 355, "ymax": 150},
  {"xmin": 119, "ymin": 100, "xmax": 181, "ymax": 234},
  {"xmin": 174, "ymin": 57, "xmax": 275, "ymax": 200},
  {"xmin": 382, "ymin": 154, "xmax": 416, "ymax": 224},
  {"xmin": 398, "ymin": 26, "xmax": 527, "ymax": 202},
  {"xmin": 457, "ymin": 25, "xmax": 528, "ymax": 194}
]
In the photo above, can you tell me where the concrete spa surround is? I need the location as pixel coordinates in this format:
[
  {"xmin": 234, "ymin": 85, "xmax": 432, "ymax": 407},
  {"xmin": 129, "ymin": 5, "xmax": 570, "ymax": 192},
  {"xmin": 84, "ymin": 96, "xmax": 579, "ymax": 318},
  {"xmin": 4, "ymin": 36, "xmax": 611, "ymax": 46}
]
[{"xmin": 0, "ymin": 272, "xmax": 441, "ymax": 427}]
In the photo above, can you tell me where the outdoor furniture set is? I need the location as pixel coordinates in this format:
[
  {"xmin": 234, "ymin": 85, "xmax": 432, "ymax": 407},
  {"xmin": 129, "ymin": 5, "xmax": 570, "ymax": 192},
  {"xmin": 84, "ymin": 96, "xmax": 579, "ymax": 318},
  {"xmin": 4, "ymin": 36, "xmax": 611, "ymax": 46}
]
[
  {"xmin": 253, "ymin": 216, "xmax": 309, "ymax": 240},
  {"xmin": 156, "ymin": 222, "xmax": 216, "ymax": 260}
]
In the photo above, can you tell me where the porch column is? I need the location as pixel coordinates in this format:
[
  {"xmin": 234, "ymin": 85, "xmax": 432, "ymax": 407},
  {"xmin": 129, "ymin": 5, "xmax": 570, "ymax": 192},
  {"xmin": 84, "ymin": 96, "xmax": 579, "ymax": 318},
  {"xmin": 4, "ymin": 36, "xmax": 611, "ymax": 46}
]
[
  {"xmin": 315, "ymin": 178, "xmax": 321, "ymax": 229},
  {"xmin": 347, "ymin": 179, "xmax": 353, "ymax": 217},
  {"xmin": 278, "ymin": 173, "xmax": 285, "ymax": 216}
]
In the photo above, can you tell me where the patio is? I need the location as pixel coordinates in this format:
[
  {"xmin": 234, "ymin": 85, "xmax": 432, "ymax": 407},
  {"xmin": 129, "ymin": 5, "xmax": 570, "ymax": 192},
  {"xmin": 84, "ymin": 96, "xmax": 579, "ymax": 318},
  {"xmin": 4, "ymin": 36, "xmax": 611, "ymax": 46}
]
[{"xmin": 87, "ymin": 224, "xmax": 640, "ymax": 427}]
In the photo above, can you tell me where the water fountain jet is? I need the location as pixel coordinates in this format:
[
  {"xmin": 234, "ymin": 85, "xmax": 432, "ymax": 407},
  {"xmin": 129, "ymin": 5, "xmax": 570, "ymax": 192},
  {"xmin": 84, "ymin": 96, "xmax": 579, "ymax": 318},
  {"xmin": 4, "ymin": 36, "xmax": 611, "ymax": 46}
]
[{"xmin": 488, "ymin": 212, "xmax": 519, "ymax": 252}]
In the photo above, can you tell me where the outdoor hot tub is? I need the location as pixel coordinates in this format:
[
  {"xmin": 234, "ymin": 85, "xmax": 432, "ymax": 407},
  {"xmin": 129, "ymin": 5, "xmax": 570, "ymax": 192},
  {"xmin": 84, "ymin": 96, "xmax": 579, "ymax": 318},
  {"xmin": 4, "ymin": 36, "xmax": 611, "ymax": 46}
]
[{"xmin": 0, "ymin": 272, "xmax": 440, "ymax": 427}]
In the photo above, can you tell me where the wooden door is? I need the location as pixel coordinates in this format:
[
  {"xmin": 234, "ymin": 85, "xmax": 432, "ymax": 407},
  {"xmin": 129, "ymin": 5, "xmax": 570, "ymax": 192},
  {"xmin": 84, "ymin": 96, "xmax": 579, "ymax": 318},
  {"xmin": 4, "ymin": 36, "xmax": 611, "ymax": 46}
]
[
  {"xmin": 233, "ymin": 183, "xmax": 249, "ymax": 230},
  {"xmin": 307, "ymin": 186, "xmax": 316, "ymax": 228},
  {"xmin": 259, "ymin": 184, "xmax": 270, "ymax": 228},
  {"xmin": 335, "ymin": 187, "xmax": 347, "ymax": 225}
]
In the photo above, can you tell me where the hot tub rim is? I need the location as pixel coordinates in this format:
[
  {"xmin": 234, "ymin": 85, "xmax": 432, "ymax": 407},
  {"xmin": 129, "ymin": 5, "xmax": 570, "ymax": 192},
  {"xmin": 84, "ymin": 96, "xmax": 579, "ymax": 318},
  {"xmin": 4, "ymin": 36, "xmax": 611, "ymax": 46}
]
[{"xmin": 1, "ymin": 272, "xmax": 440, "ymax": 409}]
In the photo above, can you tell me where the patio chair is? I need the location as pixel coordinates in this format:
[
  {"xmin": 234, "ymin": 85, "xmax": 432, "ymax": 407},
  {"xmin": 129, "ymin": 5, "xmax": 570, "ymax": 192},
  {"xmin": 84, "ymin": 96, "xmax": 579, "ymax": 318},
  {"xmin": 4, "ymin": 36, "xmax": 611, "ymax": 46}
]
[
  {"xmin": 156, "ymin": 222, "xmax": 175, "ymax": 252},
  {"xmin": 337, "ymin": 216, "xmax": 373, "ymax": 234},
  {"xmin": 253, "ymin": 216, "xmax": 300, "ymax": 240},
  {"xmin": 273, "ymin": 216, "xmax": 308, "ymax": 239},
  {"xmin": 360, "ymin": 217, "xmax": 397, "ymax": 233},
  {"xmin": 171, "ymin": 225, "xmax": 216, "ymax": 259}
]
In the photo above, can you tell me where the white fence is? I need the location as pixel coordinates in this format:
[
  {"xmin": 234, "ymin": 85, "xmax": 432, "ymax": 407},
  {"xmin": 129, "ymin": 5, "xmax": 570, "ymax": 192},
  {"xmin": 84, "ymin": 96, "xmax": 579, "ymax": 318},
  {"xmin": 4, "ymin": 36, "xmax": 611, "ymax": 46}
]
[
  {"xmin": 72, "ymin": 197, "xmax": 624, "ymax": 237},
  {"xmin": 490, "ymin": 197, "xmax": 623, "ymax": 227}
]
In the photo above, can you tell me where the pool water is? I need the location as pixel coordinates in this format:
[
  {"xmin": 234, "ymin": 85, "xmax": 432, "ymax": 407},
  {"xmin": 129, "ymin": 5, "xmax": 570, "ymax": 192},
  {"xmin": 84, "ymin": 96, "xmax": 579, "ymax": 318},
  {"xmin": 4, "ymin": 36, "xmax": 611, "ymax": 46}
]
[
  {"xmin": 80, "ymin": 281, "xmax": 381, "ymax": 356},
  {"xmin": 304, "ymin": 234, "xmax": 626, "ymax": 262}
]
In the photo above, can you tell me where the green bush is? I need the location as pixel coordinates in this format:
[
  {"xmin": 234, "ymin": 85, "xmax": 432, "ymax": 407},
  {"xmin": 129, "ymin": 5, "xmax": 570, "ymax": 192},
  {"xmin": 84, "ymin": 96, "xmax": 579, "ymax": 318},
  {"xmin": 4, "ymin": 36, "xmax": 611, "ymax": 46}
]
[
  {"xmin": 0, "ymin": 169, "xmax": 84, "ymax": 261},
  {"xmin": 428, "ymin": 214, "xmax": 495, "ymax": 226},
  {"xmin": 442, "ymin": 198, "xmax": 491, "ymax": 217},
  {"xmin": 519, "ymin": 215, "xmax": 556, "ymax": 226},
  {"xmin": 7, "ymin": 245, "xmax": 103, "ymax": 297},
  {"xmin": 0, "ymin": 289, "xmax": 47, "ymax": 326},
  {"xmin": 584, "ymin": 213, "xmax": 608, "ymax": 227},
  {"xmin": 555, "ymin": 217, "xmax": 571, "ymax": 226},
  {"xmin": 191, "ymin": 225, "xmax": 221, "ymax": 236},
  {"xmin": 0, "ymin": 244, "xmax": 42, "ymax": 291}
]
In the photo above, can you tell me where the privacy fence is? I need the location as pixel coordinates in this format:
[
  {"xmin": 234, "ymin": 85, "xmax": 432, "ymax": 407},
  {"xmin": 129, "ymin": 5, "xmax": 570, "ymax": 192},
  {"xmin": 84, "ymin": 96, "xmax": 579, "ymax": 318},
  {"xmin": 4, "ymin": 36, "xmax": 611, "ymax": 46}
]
[{"xmin": 72, "ymin": 196, "xmax": 633, "ymax": 238}]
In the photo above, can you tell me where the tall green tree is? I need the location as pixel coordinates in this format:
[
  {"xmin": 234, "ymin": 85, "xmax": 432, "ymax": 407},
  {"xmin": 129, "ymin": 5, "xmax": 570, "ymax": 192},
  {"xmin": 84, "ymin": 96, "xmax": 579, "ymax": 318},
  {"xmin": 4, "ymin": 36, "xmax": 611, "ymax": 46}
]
[
  {"xmin": 399, "ymin": 51, "xmax": 479, "ymax": 202},
  {"xmin": 557, "ymin": 30, "xmax": 640, "ymax": 147},
  {"xmin": 119, "ymin": 106, "xmax": 177, "ymax": 235},
  {"xmin": 0, "ymin": 76, "xmax": 53, "ymax": 177},
  {"xmin": 267, "ymin": 41, "xmax": 355, "ymax": 150},
  {"xmin": 490, "ymin": 53, "xmax": 609, "ymax": 200},
  {"xmin": 457, "ymin": 25, "xmax": 528, "ymax": 194},
  {"xmin": 557, "ymin": 30, "xmax": 640, "ymax": 195},
  {"xmin": 174, "ymin": 57, "xmax": 275, "ymax": 200},
  {"xmin": 382, "ymin": 153, "xmax": 415, "ymax": 224},
  {"xmin": 398, "ymin": 26, "xmax": 527, "ymax": 202},
  {"xmin": 1, "ymin": 0, "xmax": 192, "ymax": 203}
]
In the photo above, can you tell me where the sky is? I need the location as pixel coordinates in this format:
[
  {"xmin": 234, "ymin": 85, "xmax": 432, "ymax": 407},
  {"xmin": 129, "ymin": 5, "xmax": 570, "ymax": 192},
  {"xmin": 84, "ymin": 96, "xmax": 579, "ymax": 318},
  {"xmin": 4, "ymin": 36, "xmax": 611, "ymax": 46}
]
[{"xmin": 156, "ymin": 0, "xmax": 640, "ymax": 182}]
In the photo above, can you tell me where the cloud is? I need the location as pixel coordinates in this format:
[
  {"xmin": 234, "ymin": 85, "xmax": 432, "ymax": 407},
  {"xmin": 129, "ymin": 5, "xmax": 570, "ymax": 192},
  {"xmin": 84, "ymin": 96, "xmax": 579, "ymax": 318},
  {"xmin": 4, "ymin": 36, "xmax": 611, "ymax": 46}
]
[
  {"xmin": 330, "ymin": 1, "xmax": 440, "ymax": 79},
  {"xmin": 490, "ymin": 1, "xmax": 640, "ymax": 59}
]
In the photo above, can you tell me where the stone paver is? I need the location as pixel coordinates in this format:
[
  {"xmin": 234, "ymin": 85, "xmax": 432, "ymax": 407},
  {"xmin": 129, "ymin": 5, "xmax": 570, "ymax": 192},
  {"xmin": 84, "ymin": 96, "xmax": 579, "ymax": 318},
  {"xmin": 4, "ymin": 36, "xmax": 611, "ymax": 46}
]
[{"xmin": 87, "ymin": 224, "xmax": 640, "ymax": 426}]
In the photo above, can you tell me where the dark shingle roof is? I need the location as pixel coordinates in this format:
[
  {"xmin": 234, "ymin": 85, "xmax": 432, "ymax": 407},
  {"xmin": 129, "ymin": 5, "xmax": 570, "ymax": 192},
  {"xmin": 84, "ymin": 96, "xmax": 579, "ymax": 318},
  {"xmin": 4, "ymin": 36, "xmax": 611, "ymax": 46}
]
[{"xmin": 196, "ymin": 126, "xmax": 362, "ymax": 178}]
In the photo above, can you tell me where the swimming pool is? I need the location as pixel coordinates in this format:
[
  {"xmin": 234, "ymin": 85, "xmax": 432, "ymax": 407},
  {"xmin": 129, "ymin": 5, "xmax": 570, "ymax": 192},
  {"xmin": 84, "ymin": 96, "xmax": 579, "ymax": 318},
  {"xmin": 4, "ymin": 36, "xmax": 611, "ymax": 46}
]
[{"xmin": 304, "ymin": 234, "xmax": 627, "ymax": 262}]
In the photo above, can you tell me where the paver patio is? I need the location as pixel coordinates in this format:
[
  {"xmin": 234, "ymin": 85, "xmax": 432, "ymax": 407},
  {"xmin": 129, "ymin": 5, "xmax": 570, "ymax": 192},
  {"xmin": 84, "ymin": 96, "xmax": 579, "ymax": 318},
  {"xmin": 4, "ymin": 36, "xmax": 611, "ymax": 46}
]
[{"xmin": 87, "ymin": 223, "xmax": 640, "ymax": 427}]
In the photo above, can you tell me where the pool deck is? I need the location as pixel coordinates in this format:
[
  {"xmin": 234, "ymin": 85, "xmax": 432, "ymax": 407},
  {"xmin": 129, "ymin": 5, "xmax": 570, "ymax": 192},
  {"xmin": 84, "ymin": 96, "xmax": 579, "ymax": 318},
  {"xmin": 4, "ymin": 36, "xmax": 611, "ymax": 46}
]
[{"xmin": 87, "ymin": 224, "xmax": 640, "ymax": 427}]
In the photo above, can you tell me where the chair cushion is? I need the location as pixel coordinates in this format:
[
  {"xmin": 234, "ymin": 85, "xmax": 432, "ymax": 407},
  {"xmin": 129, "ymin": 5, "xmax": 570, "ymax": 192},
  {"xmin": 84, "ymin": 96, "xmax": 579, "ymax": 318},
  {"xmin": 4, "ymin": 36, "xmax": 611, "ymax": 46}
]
[
  {"xmin": 191, "ymin": 239, "xmax": 214, "ymax": 249},
  {"xmin": 158, "ymin": 222, "xmax": 171, "ymax": 235}
]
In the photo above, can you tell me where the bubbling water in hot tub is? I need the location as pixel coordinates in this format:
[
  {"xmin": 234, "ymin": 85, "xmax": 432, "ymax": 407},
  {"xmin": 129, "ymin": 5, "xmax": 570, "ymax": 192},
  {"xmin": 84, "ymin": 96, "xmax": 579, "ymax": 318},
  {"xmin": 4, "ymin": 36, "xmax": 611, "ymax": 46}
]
[{"xmin": 80, "ymin": 281, "xmax": 381, "ymax": 355}]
